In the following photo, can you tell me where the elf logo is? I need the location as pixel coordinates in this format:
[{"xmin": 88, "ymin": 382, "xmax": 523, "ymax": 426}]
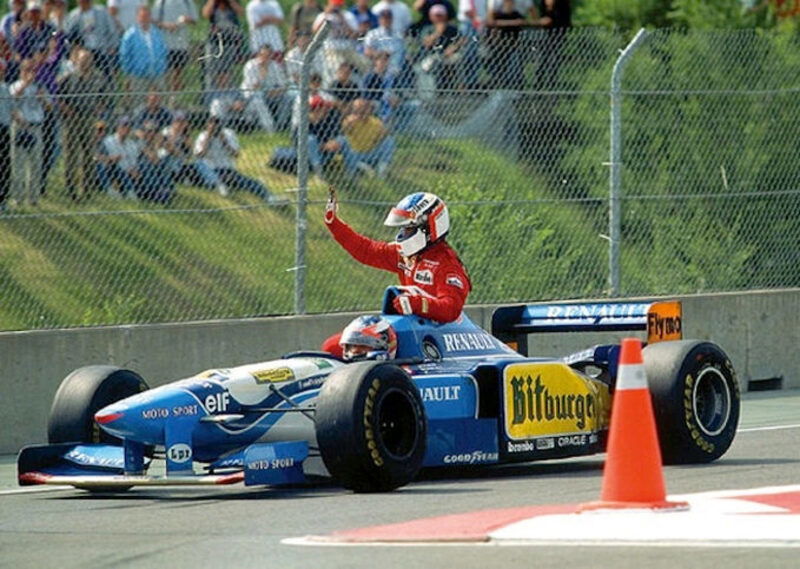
[{"xmin": 414, "ymin": 270, "xmax": 433, "ymax": 285}]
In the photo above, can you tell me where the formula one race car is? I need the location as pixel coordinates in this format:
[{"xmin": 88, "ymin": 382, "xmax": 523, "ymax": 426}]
[{"xmin": 18, "ymin": 287, "xmax": 740, "ymax": 493}]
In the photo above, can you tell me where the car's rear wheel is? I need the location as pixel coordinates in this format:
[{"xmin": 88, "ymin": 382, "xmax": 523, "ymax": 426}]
[
  {"xmin": 643, "ymin": 340, "xmax": 740, "ymax": 464},
  {"xmin": 315, "ymin": 362, "xmax": 427, "ymax": 492},
  {"xmin": 48, "ymin": 365, "xmax": 149, "ymax": 445}
]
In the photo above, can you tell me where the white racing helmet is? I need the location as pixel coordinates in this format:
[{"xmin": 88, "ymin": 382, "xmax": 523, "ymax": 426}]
[
  {"xmin": 339, "ymin": 315, "xmax": 398, "ymax": 361},
  {"xmin": 384, "ymin": 192, "xmax": 450, "ymax": 257}
]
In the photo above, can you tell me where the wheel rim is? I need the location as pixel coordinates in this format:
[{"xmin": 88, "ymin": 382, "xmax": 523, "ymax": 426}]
[
  {"xmin": 692, "ymin": 366, "xmax": 732, "ymax": 436},
  {"xmin": 376, "ymin": 388, "xmax": 419, "ymax": 461}
]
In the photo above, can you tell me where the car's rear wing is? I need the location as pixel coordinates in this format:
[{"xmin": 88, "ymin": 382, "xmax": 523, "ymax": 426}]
[{"xmin": 491, "ymin": 300, "xmax": 682, "ymax": 356}]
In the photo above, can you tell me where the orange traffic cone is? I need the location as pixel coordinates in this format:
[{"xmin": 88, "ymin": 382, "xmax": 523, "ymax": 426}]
[{"xmin": 580, "ymin": 338, "xmax": 688, "ymax": 512}]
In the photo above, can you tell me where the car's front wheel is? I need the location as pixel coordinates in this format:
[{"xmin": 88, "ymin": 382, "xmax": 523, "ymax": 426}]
[{"xmin": 315, "ymin": 362, "xmax": 427, "ymax": 492}]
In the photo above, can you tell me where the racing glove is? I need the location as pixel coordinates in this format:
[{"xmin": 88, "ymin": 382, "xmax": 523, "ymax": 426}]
[
  {"xmin": 324, "ymin": 186, "xmax": 338, "ymax": 225},
  {"xmin": 392, "ymin": 293, "xmax": 429, "ymax": 316}
]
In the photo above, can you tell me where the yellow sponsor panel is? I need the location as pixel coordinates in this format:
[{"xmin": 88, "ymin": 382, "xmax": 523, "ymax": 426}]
[
  {"xmin": 503, "ymin": 362, "xmax": 610, "ymax": 440},
  {"xmin": 252, "ymin": 367, "xmax": 295, "ymax": 384}
]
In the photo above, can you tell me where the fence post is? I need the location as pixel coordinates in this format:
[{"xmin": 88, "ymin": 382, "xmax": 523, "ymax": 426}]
[
  {"xmin": 608, "ymin": 28, "xmax": 647, "ymax": 297},
  {"xmin": 294, "ymin": 21, "xmax": 329, "ymax": 315}
]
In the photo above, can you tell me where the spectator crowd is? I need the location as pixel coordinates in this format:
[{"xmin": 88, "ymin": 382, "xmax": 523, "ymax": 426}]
[{"xmin": 0, "ymin": 0, "xmax": 570, "ymax": 210}]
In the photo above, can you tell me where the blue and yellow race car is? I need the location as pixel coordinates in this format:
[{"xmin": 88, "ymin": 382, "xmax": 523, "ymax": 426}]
[{"xmin": 18, "ymin": 287, "xmax": 740, "ymax": 493}]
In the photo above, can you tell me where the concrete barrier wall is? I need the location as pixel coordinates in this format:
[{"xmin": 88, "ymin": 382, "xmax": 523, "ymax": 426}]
[{"xmin": 1, "ymin": 289, "xmax": 797, "ymax": 454}]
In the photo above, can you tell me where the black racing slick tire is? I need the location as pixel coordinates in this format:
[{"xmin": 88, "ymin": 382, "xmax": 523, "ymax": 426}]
[
  {"xmin": 315, "ymin": 362, "xmax": 427, "ymax": 493},
  {"xmin": 643, "ymin": 340, "xmax": 740, "ymax": 465},
  {"xmin": 47, "ymin": 365, "xmax": 149, "ymax": 445}
]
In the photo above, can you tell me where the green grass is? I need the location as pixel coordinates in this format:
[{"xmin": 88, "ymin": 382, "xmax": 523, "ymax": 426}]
[{"xmin": 0, "ymin": 131, "xmax": 608, "ymax": 330}]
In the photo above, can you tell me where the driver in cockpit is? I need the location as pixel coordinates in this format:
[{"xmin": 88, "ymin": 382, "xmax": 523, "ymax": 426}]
[{"xmin": 324, "ymin": 315, "xmax": 398, "ymax": 361}]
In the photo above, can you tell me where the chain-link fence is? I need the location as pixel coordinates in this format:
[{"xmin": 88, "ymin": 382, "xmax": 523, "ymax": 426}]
[{"xmin": 1, "ymin": 20, "xmax": 799, "ymax": 330}]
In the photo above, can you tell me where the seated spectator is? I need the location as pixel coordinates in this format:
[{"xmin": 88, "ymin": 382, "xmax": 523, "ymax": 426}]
[
  {"xmin": 136, "ymin": 120, "xmax": 174, "ymax": 203},
  {"xmin": 240, "ymin": 43, "xmax": 292, "ymax": 131},
  {"xmin": 152, "ymin": 0, "xmax": 199, "ymax": 92},
  {"xmin": 486, "ymin": 0, "xmax": 535, "ymax": 26},
  {"xmin": 58, "ymin": 47, "xmax": 107, "ymax": 200},
  {"xmin": 287, "ymin": 0, "xmax": 321, "ymax": 49},
  {"xmin": 329, "ymin": 97, "xmax": 394, "ymax": 178},
  {"xmin": 132, "ymin": 91, "xmax": 174, "ymax": 130},
  {"xmin": 363, "ymin": 9, "xmax": 404, "ymax": 75},
  {"xmin": 371, "ymin": 0, "xmax": 411, "ymax": 37},
  {"xmin": 290, "ymin": 72, "xmax": 339, "ymax": 177},
  {"xmin": 312, "ymin": 0, "xmax": 360, "ymax": 86},
  {"xmin": 13, "ymin": 0, "xmax": 55, "ymax": 61},
  {"xmin": 328, "ymin": 61, "xmax": 359, "ymax": 109},
  {"xmin": 409, "ymin": 0, "xmax": 455, "ymax": 37},
  {"xmin": 361, "ymin": 50, "xmax": 398, "ymax": 121},
  {"xmin": 193, "ymin": 115, "xmax": 282, "ymax": 203},
  {"xmin": 246, "ymin": 0, "xmax": 284, "ymax": 56},
  {"xmin": 100, "ymin": 115, "xmax": 140, "ymax": 199},
  {"xmin": 64, "ymin": 0, "xmax": 118, "ymax": 83},
  {"xmin": 119, "ymin": 5, "xmax": 168, "ymax": 96},
  {"xmin": 417, "ymin": 4, "xmax": 465, "ymax": 91},
  {"xmin": 162, "ymin": 110, "xmax": 227, "ymax": 194},
  {"xmin": 9, "ymin": 57, "xmax": 45, "ymax": 206},
  {"xmin": 284, "ymin": 30, "xmax": 323, "ymax": 87}
]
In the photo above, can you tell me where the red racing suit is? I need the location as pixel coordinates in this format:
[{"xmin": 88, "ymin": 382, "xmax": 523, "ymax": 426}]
[{"xmin": 326, "ymin": 216, "xmax": 471, "ymax": 323}]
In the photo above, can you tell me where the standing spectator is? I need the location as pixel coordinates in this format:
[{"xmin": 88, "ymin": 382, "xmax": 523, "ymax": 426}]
[
  {"xmin": 201, "ymin": 0, "xmax": 246, "ymax": 91},
  {"xmin": 58, "ymin": 48, "xmax": 107, "ymax": 200},
  {"xmin": 43, "ymin": 0, "xmax": 66, "ymax": 30},
  {"xmin": 486, "ymin": 0, "xmax": 534, "ymax": 25},
  {"xmin": 456, "ymin": 0, "xmax": 485, "ymax": 89},
  {"xmin": 152, "ymin": 0, "xmax": 199, "ymax": 92},
  {"xmin": 132, "ymin": 90, "xmax": 174, "ymax": 129},
  {"xmin": 119, "ymin": 5, "xmax": 168, "ymax": 95},
  {"xmin": 162, "ymin": 110, "xmax": 226, "ymax": 193},
  {"xmin": 363, "ymin": 9, "xmax": 404, "ymax": 75},
  {"xmin": 9, "ymin": 57, "xmax": 45, "ymax": 206},
  {"xmin": 107, "ymin": 0, "xmax": 145, "ymax": 33},
  {"xmin": 486, "ymin": 0, "xmax": 523, "ymax": 89},
  {"xmin": 137, "ymin": 120, "xmax": 174, "ymax": 203},
  {"xmin": 331, "ymin": 97, "xmax": 395, "ymax": 178},
  {"xmin": 246, "ymin": 0, "xmax": 284, "ymax": 56},
  {"xmin": 284, "ymin": 30, "xmax": 323, "ymax": 87},
  {"xmin": 409, "ymin": 0, "xmax": 455, "ymax": 37},
  {"xmin": 13, "ymin": 0, "xmax": 54, "ymax": 61},
  {"xmin": 312, "ymin": 0, "xmax": 360, "ymax": 86},
  {"xmin": 240, "ymin": 42, "xmax": 292, "ymax": 131},
  {"xmin": 1, "ymin": 0, "xmax": 25, "ymax": 57},
  {"xmin": 34, "ymin": 32, "xmax": 65, "ymax": 193},
  {"xmin": 64, "ymin": 0, "xmax": 118, "ymax": 82},
  {"xmin": 534, "ymin": 0, "xmax": 570, "ymax": 89},
  {"xmin": 100, "ymin": 115, "xmax": 140, "ymax": 198},
  {"xmin": 371, "ymin": 0, "xmax": 411, "ymax": 38},
  {"xmin": 287, "ymin": 0, "xmax": 321, "ymax": 49},
  {"xmin": 418, "ymin": 4, "xmax": 465, "ymax": 91},
  {"xmin": 193, "ymin": 115, "xmax": 281, "ymax": 202},
  {"xmin": 349, "ymin": 0, "xmax": 377, "ymax": 39},
  {"xmin": 0, "ymin": 59, "xmax": 12, "ymax": 211}
]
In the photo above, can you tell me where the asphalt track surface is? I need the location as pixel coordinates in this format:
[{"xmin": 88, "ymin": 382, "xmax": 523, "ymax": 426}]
[{"xmin": 1, "ymin": 391, "xmax": 798, "ymax": 569}]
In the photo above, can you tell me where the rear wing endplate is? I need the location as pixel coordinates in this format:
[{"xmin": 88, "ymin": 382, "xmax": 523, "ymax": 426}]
[{"xmin": 491, "ymin": 300, "xmax": 682, "ymax": 356}]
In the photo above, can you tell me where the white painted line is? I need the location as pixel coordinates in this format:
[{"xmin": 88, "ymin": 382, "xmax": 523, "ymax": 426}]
[
  {"xmin": 739, "ymin": 423, "xmax": 800, "ymax": 433},
  {"xmin": 0, "ymin": 486, "xmax": 71, "ymax": 496}
]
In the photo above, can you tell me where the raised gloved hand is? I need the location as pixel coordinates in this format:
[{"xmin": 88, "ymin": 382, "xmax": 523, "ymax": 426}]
[
  {"xmin": 324, "ymin": 186, "xmax": 338, "ymax": 224},
  {"xmin": 392, "ymin": 293, "xmax": 429, "ymax": 316}
]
